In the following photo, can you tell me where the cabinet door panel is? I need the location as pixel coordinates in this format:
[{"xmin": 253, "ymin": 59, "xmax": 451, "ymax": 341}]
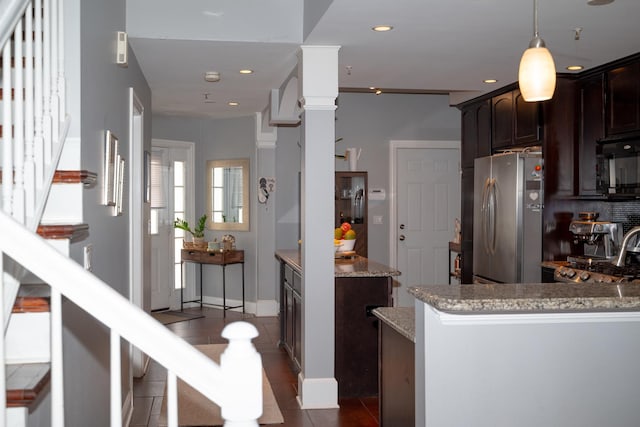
[
  {"xmin": 492, "ymin": 93, "xmax": 513, "ymax": 150},
  {"xmin": 580, "ymin": 75, "xmax": 604, "ymax": 196},
  {"xmin": 477, "ymin": 101, "xmax": 492, "ymax": 158},
  {"xmin": 607, "ymin": 62, "xmax": 640, "ymax": 135},
  {"xmin": 293, "ymin": 293, "xmax": 301, "ymax": 369},
  {"xmin": 514, "ymin": 90, "xmax": 540, "ymax": 144},
  {"xmin": 284, "ymin": 286, "xmax": 294, "ymax": 355}
]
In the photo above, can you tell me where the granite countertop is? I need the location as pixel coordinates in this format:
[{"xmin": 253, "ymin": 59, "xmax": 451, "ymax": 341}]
[
  {"xmin": 408, "ymin": 282, "xmax": 640, "ymax": 314},
  {"xmin": 372, "ymin": 307, "xmax": 415, "ymax": 343},
  {"xmin": 275, "ymin": 249, "xmax": 400, "ymax": 278}
]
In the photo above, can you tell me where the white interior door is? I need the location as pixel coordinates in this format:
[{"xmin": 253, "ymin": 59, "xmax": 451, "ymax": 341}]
[
  {"xmin": 150, "ymin": 140, "xmax": 195, "ymax": 311},
  {"xmin": 128, "ymin": 88, "xmax": 148, "ymax": 378},
  {"xmin": 392, "ymin": 141, "xmax": 460, "ymax": 307}
]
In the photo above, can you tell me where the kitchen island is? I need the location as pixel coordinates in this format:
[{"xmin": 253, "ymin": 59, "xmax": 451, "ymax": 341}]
[
  {"xmin": 408, "ymin": 282, "xmax": 640, "ymax": 427},
  {"xmin": 373, "ymin": 307, "xmax": 415, "ymax": 427},
  {"xmin": 275, "ymin": 249, "xmax": 400, "ymax": 398}
]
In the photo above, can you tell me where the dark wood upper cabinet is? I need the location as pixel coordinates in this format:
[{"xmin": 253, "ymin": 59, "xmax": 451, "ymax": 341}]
[
  {"xmin": 492, "ymin": 89, "xmax": 541, "ymax": 151},
  {"xmin": 606, "ymin": 61, "xmax": 640, "ymax": 136},
  {"xmin": 514, "ymin": 90, "xmax": 541, "ymax": 144},
  {"xmin": 461, "ymin": 100, "xmax": 491, "ymax": 168},
  {"xmin": 542, "ymin": 78, "xmax": 578, "ymax": 198},
  {"xmin": 491, "ymin": 93, "xmax": 514, "ymax": 150},
  {"xmin": 579, "ymin": 74, "xmax": 605, "ymax": 196}
]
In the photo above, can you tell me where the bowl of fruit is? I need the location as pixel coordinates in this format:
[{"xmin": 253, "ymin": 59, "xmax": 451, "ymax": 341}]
[{"xmin": 334, "ymin": 222, "xmax": 356, "ymax": 253}]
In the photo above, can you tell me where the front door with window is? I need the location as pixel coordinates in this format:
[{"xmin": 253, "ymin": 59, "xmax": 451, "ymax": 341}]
[{"xmin": 150, "ymin": 140, "xmax": 195, "ymax": 311}]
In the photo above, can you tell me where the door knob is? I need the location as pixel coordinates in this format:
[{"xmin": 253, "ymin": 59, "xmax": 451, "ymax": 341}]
[
  {"xmin": 400, "ymin": 224, "xmax": 405, "ymax": 229},
  {"xmin": 399, "ymin": 235, "xmax": 406, "ymax": 241}
]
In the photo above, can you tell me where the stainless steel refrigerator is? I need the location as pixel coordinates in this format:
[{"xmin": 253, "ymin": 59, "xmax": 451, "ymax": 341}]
[{"xmin": 473, "ymin": 152, "xmax": 543, "ymax": 284}]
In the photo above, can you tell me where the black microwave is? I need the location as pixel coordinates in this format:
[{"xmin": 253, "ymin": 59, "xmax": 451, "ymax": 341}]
[{"xmin": 597, "ymin": 139, "xmax": 640, "ymax": 198}]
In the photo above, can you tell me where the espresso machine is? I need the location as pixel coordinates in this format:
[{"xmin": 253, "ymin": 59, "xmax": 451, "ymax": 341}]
[{"xmin": 568, "ymin": 212, "xmax": 623, "ymax": 261}]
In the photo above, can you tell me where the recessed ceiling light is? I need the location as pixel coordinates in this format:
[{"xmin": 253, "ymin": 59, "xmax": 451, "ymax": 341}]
[
  {"xmin": 566, "ymin": 65, "xmax": 584, "ymax": 71},
  {"xmin": 204, "ymin": 71, "xmax": 220, "ymax": 82},
  {"xmin": 483, "ymin": 79, "xmax": 498, "ymax": 84},
  {"xmin": 239, "ymin": 69, "xmax": 253, "ymax": 74},
  {"xmin": 228, "ymin": 101, "xmax": 239, "ymax": 106},
  {"xmin": 372, "ymin": 25, "xmax": 393, "ymax": 32}
]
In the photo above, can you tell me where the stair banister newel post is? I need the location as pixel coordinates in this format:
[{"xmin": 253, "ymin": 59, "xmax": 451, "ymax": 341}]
[{"xmin": 220, "ymin": 322, "xmax": 262, "ymax": 426}]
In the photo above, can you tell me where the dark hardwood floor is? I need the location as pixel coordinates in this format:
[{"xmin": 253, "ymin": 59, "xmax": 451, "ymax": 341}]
[{"xmin": 130, "ymin": 307, "xmax": 380, "ymax": 426}]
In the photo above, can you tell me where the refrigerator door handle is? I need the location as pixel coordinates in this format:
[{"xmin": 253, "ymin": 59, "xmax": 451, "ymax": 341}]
[
  {"xmin": 488, "ymin": 178, "xmax": 497, "ymax": 255},
  {"xmin": 481, "ymin": 178, "xmax": 491, "ymax": 254}
]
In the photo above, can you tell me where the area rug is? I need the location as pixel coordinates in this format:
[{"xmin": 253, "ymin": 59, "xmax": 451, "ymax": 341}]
[
  {"xmin": 151, "ymin": 310, "xmax": 204, "ymax": 325},
  {"xmin": 158, "ymin": 344, "xmax": 284, "ymax": 426}
]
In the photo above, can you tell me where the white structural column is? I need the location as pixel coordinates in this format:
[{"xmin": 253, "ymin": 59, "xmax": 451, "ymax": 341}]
[
  {"xmin": 254, "ymin": 112, "xmax": 279, "ymax": 316},
  {"xmin": 297, "ymin": 45, "xmax": 340, "ymax": 409}
]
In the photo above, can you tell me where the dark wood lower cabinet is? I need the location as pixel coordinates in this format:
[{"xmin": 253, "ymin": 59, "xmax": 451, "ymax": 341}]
[
  {"xmin": 279, "ymin": 261, "xmax": 393, "ymax": 397},
  {"xmin": 335, "ymin": 276, "xmax": 392, "ymax": 397},
  {"xmin": 379, "ymin": 322, "xmax": 415, "ymax": 427}
]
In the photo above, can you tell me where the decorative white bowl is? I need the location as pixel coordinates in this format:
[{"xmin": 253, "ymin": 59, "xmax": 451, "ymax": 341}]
[{"xmin": 336, "ymin": 239, "xmax": 356, "ymax": 252}]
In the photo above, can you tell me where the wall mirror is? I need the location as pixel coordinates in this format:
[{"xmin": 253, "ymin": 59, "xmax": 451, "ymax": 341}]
[{"xmin": 206, "ymin": 158, "xmax": 250, "ymax": 231}]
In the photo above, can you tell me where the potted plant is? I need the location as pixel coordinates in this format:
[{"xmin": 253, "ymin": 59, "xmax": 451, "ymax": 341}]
[{"xmin": 174, "ymin": 214, "xmax": 207, "ymax": 248}]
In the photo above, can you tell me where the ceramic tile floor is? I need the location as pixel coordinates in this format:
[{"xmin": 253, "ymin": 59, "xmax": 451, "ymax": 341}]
[{"xmin": 130, "ymin": 307, "xmax": 379, "ymax": 427}]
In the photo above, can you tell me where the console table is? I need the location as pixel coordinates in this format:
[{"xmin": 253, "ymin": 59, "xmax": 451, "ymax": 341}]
[{"xmin": 180, "ymin": 249, "xmax": 245, "ymax": 314}]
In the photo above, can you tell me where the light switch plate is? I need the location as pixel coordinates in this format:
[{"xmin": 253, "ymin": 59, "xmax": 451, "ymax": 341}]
[{"xmin": 373, "ymin": 215, "xmax": 383, "ymax": 225}]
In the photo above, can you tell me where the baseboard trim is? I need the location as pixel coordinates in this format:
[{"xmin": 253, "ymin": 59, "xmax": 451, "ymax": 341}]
[{"xmin": 296, "ymin": 373, "xmax": 339, "ymax": 409}]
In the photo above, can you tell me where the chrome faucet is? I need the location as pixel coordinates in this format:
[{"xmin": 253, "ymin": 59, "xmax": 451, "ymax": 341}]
[{"xmin": 612, "ymin": 226, "xmax": 640, "ymax": 267}]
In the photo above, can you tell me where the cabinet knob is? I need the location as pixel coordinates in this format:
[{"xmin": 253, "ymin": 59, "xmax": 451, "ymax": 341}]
[
  {"xmin": 399, "ymin": 224, "xmax": 405, "ymax": 229},
  {"xmin": 399, "ymin": 235, "xmax": 406, "ymax": 241}
]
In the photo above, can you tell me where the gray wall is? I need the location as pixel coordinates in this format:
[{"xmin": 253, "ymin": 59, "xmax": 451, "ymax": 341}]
[
  {"xmin": 152, "ymin": 115, "xmax": 257, "ymax": 303},
  {"xmin": 63, "ymin": 0, "xmax": 152, "ymax": 424},
  {"xmin": 275, "ymin": 92, "xmax": 461, "ymax": 265},
  {"xmin": 149, "ymin": 93, "xmax": 461, "ymax": 311}
]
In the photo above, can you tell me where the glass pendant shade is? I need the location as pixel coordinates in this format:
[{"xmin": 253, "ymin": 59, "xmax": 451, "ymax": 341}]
[{"xmin": 518, "ymin": 45, "xmax": 556, "ymax": 101}]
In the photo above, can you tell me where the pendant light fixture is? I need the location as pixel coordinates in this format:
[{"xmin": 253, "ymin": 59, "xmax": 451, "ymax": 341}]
[{"xmin": 518, "ymin": 0, "xmax": 556, "ymax": 101}]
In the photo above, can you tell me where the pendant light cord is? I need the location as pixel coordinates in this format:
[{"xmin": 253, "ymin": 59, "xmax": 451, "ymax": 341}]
[
  {"xmin": 529, "ymin": 0, "xmax": 545, "ymax": 48},
  {"xmin": 533, "ymin": 0, "xmax": 539, "ymax": 38}
]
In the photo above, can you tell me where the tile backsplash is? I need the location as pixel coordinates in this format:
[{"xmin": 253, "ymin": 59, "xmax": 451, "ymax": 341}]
[{"xmin": 543, "ymin": 198, "xmax": 640, "ymax": 260}]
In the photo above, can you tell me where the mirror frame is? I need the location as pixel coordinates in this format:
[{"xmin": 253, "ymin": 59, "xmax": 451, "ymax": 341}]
[{"xmin": 206, "ymin": 158, "xmax": 250, "ymax": 231}]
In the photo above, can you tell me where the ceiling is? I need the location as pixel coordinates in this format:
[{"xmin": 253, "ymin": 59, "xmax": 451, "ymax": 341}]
[{"xmin": 126, "ymin": 0, "xmax": 640, "ymax": 120}]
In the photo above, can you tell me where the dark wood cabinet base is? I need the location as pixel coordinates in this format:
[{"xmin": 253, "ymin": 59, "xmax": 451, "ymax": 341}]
[{"xmin": 335, "ymin": 276, "xmax": 392, "ymax": 398}]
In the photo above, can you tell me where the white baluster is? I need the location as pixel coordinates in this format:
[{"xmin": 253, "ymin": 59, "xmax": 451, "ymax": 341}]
[
  {"xmin": 0, "ymin": 253, "xmax": 6, "ymax": 427},
  {"xmin": 51, "ymin": 288, "xmax": 64, "ymax": 427},
  {"xmin": 24, "ymin": 1, "xmax": 36, "ymax": 217},
  {"xmin": 50, "ymin": 0, "xmax": 58, "ymax": 140},
  {"xmin": 57, "ymin": 0, "xmax": 65, "ymax": 119},
  {"xmin": 42, "ymin": 0, "xmax": 52, "ymax": 165},
  {"xmin": 221, "ymin": 322, "xmax": 262, "ymax": 427},
  {"xmin": 167, "ymin": 371, "xmax": 178, "ymax": 427},
  {"xmin": 13, "ymin": 18, "xmax": 25, "ymax": 223},
  {"xmin": 34, "ymin": 0, "xmax": 44, "ymax": 188},
  {"xmin": 110, "ymin": 330, "xmax": 122, "ymax": 427},
  {"xmin": 2, "ymin": 42, "xmax": 13, "ymax": 216}
]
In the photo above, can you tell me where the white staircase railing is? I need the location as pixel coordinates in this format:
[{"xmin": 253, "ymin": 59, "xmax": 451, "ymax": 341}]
[
  {"xmin": 1, "ymin": 0, "xmax": 64, "ymax": 227},
  {"xmin": 1, "ymin": 0, "xmax": 71, "ymax": 328},
  {"xmin": 0, "ymin": 212, "xmax": 263, "ymax": 426},
  {"xmin": 1, "ymin": 0, "xmax": 263, "ymax": 426}
]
